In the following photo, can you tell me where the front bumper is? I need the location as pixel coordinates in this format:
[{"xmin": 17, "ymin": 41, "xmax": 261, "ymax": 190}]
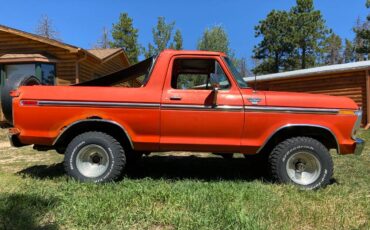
[{"xmin": 354, "ymin": 138, "xmax": 365, "ymax": 155}]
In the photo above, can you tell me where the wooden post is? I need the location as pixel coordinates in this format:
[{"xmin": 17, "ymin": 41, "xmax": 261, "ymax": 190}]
[
  {"xmin": 75, "ymin": 61, "xmax": 79, "ymax": 84},
  {"xmin": 0, "ymin": 66, "xmax": 4, "ymax": 122},
  {"xmin": 365, "ymin": 69, "xmax": 370, "ymax": 130},
  {"xmin": 75, "ymin": 51, "xmax": 87, "ymax": 84}
]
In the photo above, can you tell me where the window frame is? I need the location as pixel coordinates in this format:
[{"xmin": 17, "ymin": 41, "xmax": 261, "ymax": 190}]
[
  {"xmin": 36, "ymin": 63, "xmax": 57, "ymax": 85},
  {"xmin": 170, "ymin": 57, "xmax": 232, "ymax": 91},
  {"xmin": 0, "ymin": 62, "xmax": 56, "ymax": 86},
  {"xmin": 222, "ymin": 57, "xmax": 249, "ymax": 89}
]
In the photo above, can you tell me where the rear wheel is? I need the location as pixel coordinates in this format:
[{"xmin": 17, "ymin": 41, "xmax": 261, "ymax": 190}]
[
  {"xmin": 64, "ymin": 131, "xmax": 126, "ymax": 183},
  {"xmin": 269, "ymin": 137, "xmax": 333, "ymax": 189}
]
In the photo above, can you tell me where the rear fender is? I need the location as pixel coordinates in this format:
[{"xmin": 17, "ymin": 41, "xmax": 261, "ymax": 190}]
[{"xmin": 53, "ymin": 119, "xmax": 134, "ymax": 150}]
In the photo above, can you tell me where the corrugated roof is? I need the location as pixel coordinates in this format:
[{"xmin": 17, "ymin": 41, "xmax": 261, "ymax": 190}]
[
  {"xmin": 244, "ymin": 60, "xmax": 370, "ymax": 82},
  {"xmin": 88, "ymin": 48, "xmax": 123, "ymax": 60}
]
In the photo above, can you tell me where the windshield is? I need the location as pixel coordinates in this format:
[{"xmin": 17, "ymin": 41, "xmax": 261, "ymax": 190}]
[
  {"xmin": 74, "ymin": 56, "xmax": 156, "ymax": 87},
  {"xmin": 223, "ymin": 57, "xmax": 248, "ymax": 88}
]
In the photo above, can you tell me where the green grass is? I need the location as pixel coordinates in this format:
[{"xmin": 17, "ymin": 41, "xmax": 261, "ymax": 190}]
[{"xmin": 0, "ymin": 129, "xmax": 369, "ymax": 229}]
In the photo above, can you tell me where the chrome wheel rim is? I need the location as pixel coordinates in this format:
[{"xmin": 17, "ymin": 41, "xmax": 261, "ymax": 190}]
[
  {"xmin": 76, "ymin": 144, "xmax": 109, "ymax": 178},
  {"xmin": 286, "ymin": 151, "xmax": 321, "ymax": 185}
]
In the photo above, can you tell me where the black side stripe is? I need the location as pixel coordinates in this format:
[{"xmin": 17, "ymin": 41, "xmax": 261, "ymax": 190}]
[{"xmin": 25, "ymin": 100, "xmax": 340, "ymax": 114}]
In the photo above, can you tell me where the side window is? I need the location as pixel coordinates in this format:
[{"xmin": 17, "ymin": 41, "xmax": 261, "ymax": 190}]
[
  {"xmin": 177, "ymin": 74, "xmax": 208, "ymax": 89},
  {"xmin": 171, "ymin": 59, "xmax": 230, "ymax": 90},
  {"xmin": 211, "ymin": 62, "xmax": 230, "ymax": 89}
]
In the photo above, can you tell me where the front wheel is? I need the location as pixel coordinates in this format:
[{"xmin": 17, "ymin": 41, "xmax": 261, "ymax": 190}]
[
  {"xmin": 269, "ymin": 137, "xmax": 333, "ymax": 189},
  {"xmin": 64, "ymin": 131, "xmax": 126, "ymax": 183}
]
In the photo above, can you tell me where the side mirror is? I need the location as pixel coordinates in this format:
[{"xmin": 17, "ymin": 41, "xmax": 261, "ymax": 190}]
[
  {"xmin": 210, "ymin": 73, "xmax": 220, "ymax": 107},
  {"xmin": 212, "ymin": 86, "xmax": 219, "ymax": 107}
]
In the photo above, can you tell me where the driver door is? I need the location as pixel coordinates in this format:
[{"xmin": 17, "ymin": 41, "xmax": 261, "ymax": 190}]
[{"xmin": 160, "ymin": 55, "xmax": 245, "ymax": 152}]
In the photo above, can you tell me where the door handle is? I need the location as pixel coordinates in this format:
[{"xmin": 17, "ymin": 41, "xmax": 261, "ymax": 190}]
[{"xmin": 170, "ymin": 95, "xmax": 182, "ymax": 100}]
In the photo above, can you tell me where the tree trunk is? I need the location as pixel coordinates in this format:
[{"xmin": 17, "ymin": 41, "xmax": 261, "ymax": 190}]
[
  {"xmin": 302, "ymin": 47, "xmax": 306, "ymax": 69},
  {"xmin": 275, "ymin": 52, "xmax": 279, "ymax": 73}
]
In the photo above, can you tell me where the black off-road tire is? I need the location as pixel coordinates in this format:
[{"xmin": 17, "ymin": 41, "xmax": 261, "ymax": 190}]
[
  {"xmin": 269, "ymin": 137, "xmax": 333, "ymax": 190},
  {"xmin": 64, "ymin": 131, "xmax": 126, "ymax": 183},
  {"xmin": 1, "ymin": 75, "xmax": 40, "ymax": 124}
]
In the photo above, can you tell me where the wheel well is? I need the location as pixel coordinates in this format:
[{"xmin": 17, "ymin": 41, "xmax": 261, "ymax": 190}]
[
  {"xmin": 53, "ymin": 119, "xmax": 133, "ymax": 153},
  {"xmin": 258, "ymin": 125, "xmax": 339, "ymax": 155}
]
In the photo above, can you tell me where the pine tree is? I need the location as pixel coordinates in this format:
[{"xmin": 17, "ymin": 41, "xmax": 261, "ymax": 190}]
[
  {"xmin": 110, "ymin": 13, "xmax": 141, "ymax": 64},
  {"xmin": 233, "ymin": 57, "xmax": 251, "ymax": 77},
  {"xmin": 252, "ymin": 10, "xmax": 296, "ymax": 74},
  {"xmin": 153, "ymin": 17, "xmax": 174, "ymax": 51},
  {"xmin": 353, "ymin": 1, "xmax": 370, "ymax": 60},
  {"xmin": 170, "ymin": 29, "xmax": 183, "ymax": 50},
  {"xmin": 145, "ymin": 17, "xmax": 179, "ymax": 57},
  {"xmin": 252, "ymin": 0, "xmax": 330, "ymax": 74},
  {"xmin": 197, "ymin": 25, "xmax": 231, "ymax": 55},
  {"xmin": 94, "ymin": 27, "xmax": 111, "ymax": 49},
  {"xmin": 343, "ymin": 39, "xmax": 356, "ymax": 63},
  {"xmin": 145, "ymin": 44, "xmax": 156, "ymax": 58},
  {"xmin": 320, "ymin": 32, "xmax": 343, "ymax": 65},
  {"xmin": 197, "ymin": 25, "xmax": 248, "ymax": 75},
  {"xmin": 353, "ymin": 17, "xmax": 369, "ymax": 61},
  {"xmin": 290, "ymin": 0, "xmax": 329, "ymax": 69},
  {"xmin": 35, "ymin": 15, "xmax": 60, "ymax": 40}
]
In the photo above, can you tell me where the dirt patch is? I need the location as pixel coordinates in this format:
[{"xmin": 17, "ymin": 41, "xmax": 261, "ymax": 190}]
[
  {"xmin": 0, "ymin": 143, "xmax": 63, "ymax": 174},
  {"xmin": 0, "ymin": 141, "xmax": 10, "ymax": 149}
]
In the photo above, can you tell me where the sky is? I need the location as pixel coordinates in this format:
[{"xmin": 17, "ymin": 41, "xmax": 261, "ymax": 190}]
[{"xmin": 0, "ymin": 0, "xmax": 368, "ymax": 65}]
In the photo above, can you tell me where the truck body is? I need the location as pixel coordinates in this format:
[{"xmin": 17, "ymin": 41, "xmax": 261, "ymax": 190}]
[{"xmin": 4, "ymin": 50, "xmax": 365, "ymax": 188}]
